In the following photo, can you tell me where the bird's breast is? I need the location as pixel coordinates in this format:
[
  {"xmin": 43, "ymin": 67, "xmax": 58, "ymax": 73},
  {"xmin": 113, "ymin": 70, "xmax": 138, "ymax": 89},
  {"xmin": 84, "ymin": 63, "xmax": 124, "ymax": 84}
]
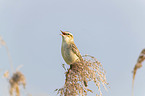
[{"xmin": 61, "ymin": 43, "xmax": 79, "ymax": 65}]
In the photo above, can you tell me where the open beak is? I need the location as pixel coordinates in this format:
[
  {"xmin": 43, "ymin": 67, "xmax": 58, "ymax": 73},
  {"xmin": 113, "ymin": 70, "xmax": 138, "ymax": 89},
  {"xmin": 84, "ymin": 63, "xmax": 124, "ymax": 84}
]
[{"xmin": 60, "ymin": 30, "xmax": 65, "ymax": 36}]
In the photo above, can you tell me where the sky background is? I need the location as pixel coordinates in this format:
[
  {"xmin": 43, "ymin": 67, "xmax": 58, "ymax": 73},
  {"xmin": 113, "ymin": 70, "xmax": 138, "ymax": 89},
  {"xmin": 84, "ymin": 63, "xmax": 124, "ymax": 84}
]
[{"xmin": 0, "ymin": 0, "xmax": 145, "ymax": 96}]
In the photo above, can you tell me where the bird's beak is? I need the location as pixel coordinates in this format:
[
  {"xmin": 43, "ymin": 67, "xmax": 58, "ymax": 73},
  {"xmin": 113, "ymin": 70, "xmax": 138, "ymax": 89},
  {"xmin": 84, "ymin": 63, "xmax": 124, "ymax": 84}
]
[{"xmin": 60, "ymin": 30, "xmax": 65, "ymax": 36}]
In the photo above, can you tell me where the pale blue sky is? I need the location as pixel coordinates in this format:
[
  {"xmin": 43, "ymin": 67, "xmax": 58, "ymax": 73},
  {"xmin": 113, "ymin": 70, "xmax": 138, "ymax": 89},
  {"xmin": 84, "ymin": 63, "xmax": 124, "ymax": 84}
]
[{"xmin": 0, "ymin": 0, "xmax": 145, "ymax": 96}]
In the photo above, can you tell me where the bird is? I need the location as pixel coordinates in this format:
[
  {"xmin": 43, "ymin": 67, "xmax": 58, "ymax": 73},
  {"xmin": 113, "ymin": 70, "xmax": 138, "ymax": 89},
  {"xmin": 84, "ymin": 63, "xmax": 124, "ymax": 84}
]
[
  {"xmin": 60, "ymin": 30, "xmax": 83, "ymax": 65},
  {"xmin": 60, "ymin": 30, "xmax": 87, "ymax": 87}
]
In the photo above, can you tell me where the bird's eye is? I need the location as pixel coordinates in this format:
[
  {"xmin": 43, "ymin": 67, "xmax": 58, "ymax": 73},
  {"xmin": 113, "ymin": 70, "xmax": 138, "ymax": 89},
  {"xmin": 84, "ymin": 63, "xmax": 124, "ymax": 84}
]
[{"xmin": 66, "ymin": 33, "xmax": 70, "ymax": 35}]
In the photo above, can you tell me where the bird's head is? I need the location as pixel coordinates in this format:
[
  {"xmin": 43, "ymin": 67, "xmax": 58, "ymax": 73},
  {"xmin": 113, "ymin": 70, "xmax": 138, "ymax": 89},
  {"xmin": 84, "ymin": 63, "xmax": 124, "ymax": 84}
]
[{"xmin": 60, "ymin": 30, "xmax": 74, "ymax": 43}]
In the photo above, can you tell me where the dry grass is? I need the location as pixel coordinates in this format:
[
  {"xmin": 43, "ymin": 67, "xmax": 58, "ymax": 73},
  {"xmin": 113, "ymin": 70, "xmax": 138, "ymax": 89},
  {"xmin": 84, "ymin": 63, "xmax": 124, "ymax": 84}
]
[
  {"xmin": 3, "ymin": 69, "xmax": 26, "ymax": 96},
  {"xmin": 1, "ymin": 36, "xmax": 27, "ymax": 96},
  {"xmin": 132, "ymin": 49, "xmax": 145, "ymax": 96},
  {"xmin": 9, "ymin": 71, "xmax": 26, "ymax": 96},
  {"xmin": 56, "ymin": 55, "xmax": 108, "ymax": 96}
]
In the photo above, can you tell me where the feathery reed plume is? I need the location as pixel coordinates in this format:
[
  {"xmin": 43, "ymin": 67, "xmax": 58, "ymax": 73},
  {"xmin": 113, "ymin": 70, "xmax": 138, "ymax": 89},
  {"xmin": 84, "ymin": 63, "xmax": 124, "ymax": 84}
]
[
  {"xmin": 4, "ymin": 70, "xmax": 26, "ymax": 96},
  {"xmin": 132, "ymin": 49, "xmax": 145, "ymax": 96},
  {"xmin": 9, "ymin": 71, "xmax": 26, "ymax": 96},
  {"xmin": 56, "ymin": 55, "xmax": 108, "ymax": 96}
]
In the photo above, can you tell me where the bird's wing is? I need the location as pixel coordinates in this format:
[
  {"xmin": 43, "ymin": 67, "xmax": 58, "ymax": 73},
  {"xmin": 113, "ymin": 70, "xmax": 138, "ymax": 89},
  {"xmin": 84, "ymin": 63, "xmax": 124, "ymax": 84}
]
[{"xmin": 70, "ymin": 43, "xmax": 83, "ymax": 61}]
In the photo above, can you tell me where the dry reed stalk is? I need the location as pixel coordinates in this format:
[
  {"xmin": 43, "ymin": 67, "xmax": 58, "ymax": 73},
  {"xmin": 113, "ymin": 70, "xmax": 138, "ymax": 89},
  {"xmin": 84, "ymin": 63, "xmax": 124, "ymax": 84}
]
[{"xmin": 0, "ymin": 36, "xmax": 14, "ymax": 73}]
